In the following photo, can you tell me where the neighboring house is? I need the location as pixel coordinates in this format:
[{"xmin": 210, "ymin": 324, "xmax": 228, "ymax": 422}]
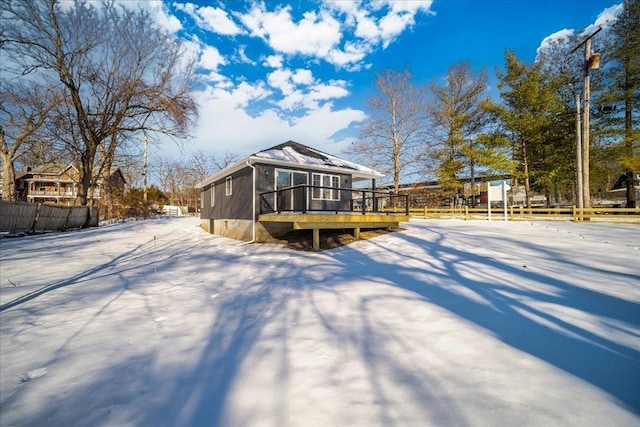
[
  {"xmin": 196, "ymin": 141, "xmax": 410, "ymax": 249},
  {"xmin": 608, "ymin": 171, "xmax": 640, "ymax": 207},
  {"xmin": 1, "ymin": 163, "xmax": 127, "ymax": 206}
]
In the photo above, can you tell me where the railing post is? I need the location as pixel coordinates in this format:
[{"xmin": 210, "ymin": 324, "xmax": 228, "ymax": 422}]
[
  {"xmin": 362, "ymin": 191, "xmax": 366, "ymax": 214},
  {"xmin": 424, "ymin": 206, "xmax": 428, "ymax": 219},
  {"xmin": 302, "ymin": 186, "xmax": 307, "ymax": 213},
  {"xmin": 405, "ymin": 194, "xmax": 409, "ymax": 215}
]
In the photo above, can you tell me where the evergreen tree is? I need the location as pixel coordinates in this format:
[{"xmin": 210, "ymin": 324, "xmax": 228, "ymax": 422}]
[
  {"xmin": 598, "ymin": 0, "xmax": 640, "ymax": 207},
  {"xmin": 425, "ymin": 62, "xmax": 511, "ymax": 206},
  {"xmin": 486, "ymin": 51, "xmax": 567, "ymax": 207}
]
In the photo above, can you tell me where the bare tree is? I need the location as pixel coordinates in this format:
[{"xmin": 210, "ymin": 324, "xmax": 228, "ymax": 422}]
[
  {"xmin": 151, "ymin": 150, "xmax": 230, "ymax": 212},
  {"xmin": 349, "ymin": 67, "xmax": 425, "ymax": 192},
  {"xmin": 425, "ymin": 62, "xmax": 496, "ymax": 205},
  {"xmin": 1, "ymin": 0, "xmax": 197, "ymax": 223},
  {"xmin": 212, "ymin": 151, "xmax": 241, "ymax": 172},
  {"xmin": 0, "ymin": 81, "xmax": 62, "ymax": 200}
]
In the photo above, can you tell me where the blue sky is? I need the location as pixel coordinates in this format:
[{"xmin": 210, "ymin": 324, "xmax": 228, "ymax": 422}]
[{"xmin": 140, "ymin": 0, "xmax": 622, "ymax": 162}]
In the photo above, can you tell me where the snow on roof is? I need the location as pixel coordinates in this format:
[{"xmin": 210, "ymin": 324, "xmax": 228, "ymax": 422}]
[{"xmin": 253, "ymin": 141, "xmax": 382, "ymax": 177}]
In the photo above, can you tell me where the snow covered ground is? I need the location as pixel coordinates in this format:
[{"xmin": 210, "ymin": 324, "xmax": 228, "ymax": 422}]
[{"xmin": 1, "ymin": 217, "xmax": 639, "ymax": 427}]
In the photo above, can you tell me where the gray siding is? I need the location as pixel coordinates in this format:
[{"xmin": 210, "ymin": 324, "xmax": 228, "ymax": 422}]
[
  {"xmin": 201, "ymin": 166, "xmax": 254, "ymax": 221},
  {"xmin": 200, "ymin": 162, "xmax": 357, "ymax": 223}
]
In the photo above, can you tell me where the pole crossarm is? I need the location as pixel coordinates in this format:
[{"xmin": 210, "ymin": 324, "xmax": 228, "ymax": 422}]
[{"xmin": 569, "ymin": 26, "xmax": 603, "ymax": 54}]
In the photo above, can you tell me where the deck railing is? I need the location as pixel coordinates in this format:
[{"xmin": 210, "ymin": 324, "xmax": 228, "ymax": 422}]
[{"xmin": 259, "ymin": 185, "xmax": 409, "ymax": 215}]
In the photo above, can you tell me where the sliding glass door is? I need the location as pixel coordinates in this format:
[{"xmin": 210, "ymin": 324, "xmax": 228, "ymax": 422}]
[{"xmin": 276, "ymin": 170, "xmax": 308, "ymax": 211}]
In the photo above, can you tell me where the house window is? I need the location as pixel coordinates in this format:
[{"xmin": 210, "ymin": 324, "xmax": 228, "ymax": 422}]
[
  {"xmin": 312, "ymin": 173, "xmax": 340, "ymax": 201},
  {"xmin": 225, "ymin": 176, "xmax": 232, "ymax": 196},
  {"xmin": 210, "ymin": 184, "xmax": 215, "ymax": 206}
]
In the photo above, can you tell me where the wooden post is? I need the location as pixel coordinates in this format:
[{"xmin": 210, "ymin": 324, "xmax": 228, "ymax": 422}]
[
  {"xmin": 424, "ymin": 206, "xmax": 428, "ymax": 219},
  {"xmin": 354, "ymin": 227, "xmax": 360, "ymax": 239},
  {"xmin": 510, "ymin": 205, "xmax": 514, "ymax": 221},
  {"xmin": 575, "ymin": 92, "xmax": 584, "ymax": 211},
  {"xmin": 583, "ymin": 38, "xmax": 591, "ymax": 208},
  {"xmin": 464, "ymin": 205, "xmax": 469, "ymax": 220},
  {"xmin": 313, "ymin": 228, "xmax": 320, "ymax": 251}
]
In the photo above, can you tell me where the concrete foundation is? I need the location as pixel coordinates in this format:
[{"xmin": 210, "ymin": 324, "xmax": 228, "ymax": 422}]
[{"xmin": 213, "ymin": 219, "xmax": 253, "ymax": 241}]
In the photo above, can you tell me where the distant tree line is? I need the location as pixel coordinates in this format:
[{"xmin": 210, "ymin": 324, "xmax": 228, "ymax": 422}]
[{"xmin": 351, "ymin": 0, "xmax": 638, "ymax": 208}]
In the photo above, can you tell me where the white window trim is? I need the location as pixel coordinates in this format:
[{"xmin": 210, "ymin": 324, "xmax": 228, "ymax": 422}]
[
  {"xmin": 225, "ymin": 176, "xmax": 232, "ymax": 196},
  {"xmin": 311, "ymin": 173, "xmax": 340, "ymax": 201},
  {"xmin": 210, "ymin": 184, "xmax": 215, "ymax": 206}
]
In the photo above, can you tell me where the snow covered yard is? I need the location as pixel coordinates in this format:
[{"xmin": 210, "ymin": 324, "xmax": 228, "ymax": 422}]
[{"xmin": 1, "ymin": 216, "xmax": 639, "ymax": 427}]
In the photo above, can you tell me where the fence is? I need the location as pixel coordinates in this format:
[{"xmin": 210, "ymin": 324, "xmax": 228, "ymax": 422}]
[
  {"xmin": 0, "ymin": 201, "xmax": 99, "ymax": 234},
  {"xmin": 403, "ymin": 206, "xmax": 640, "ymax": 223}
]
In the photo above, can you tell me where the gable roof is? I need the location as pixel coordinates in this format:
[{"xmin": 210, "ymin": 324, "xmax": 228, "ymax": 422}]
[
  {"xmin": 15, "ymin": 163, "xmax": 126, "ymax": 184},
  {"xmin": 196, "ymin": 140, "xmax": 383, "ymax": 188},
  {"xmin": 16, "ymin": 163, "xmax": 78, "ymax": 180}
]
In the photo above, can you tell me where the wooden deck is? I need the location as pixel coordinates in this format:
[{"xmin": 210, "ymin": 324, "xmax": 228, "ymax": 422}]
[{"xmin": 259, "ymin": 212, "xmax": 410, "ymax": 250}]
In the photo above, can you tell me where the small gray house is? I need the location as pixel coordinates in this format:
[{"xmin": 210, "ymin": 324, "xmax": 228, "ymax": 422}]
[{"xmin": 196, "ymin": 141, "xmax": 409, "ymax": 249}]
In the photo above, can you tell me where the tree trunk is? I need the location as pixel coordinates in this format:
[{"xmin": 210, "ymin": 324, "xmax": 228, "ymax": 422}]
[
  {"xmin": 625, "ymin": 69, "xmax": 636, "ymax": 208},
  {"xmin": 522, "ymin": 142, "xmax": 531, "ymax": 208},
  {"xmin": 1, "ymin": 155, "xmax": 17, "ymax": 202},
  {"xmin": 470, "ymin": 159, "xmax": 476, "ymax": 207},
  {"xmin": 626, "ymin": 171, "xmax": 636, "ymax": 208}
]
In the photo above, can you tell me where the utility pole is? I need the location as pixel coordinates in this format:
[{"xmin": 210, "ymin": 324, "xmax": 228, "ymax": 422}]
[
  {"xmin": 575, "ymin": 92, "xmax": 584, "ymax": 215},
  {"xmin": 571, "ymin": 26, "xmax": 601, "ymax": 209},
  {"xmin": 583, "ymin": 38, "xmax": 591, "ymax": 208}
]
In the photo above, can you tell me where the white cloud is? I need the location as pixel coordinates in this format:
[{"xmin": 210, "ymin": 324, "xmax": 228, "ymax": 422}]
[
  {"xmin": 240, "ymin": 5, "xmax": 343, "ymax": 59},
  {"xmin": 263, "ymin": 54, "xmax": 284, "ymax": 68},
  {"xmin": 594, "ymin": 3, "xmax": 624, "ymax": 29},
  {"xmin": 355, "ymin": 14, "xmax": 379, "ymax": 41},
  {"xmin": 291, "ymin": 69, "xmax": 314, "ymax": 85},
  {"xmin": 267, "ymin": 68, "xmax": 349, "ymax": 111},
  {"xmin": 322, "ymin": 0, "xmax": 434, "ymax": 64},
  {"xmin": 153, "ymin": 6, "xmax": 182, "ymax": 33},
  {"xmin": 231, "ymin": 81, "xmax": 271, "ymax": 108},
  {"xmin": 199, "ymin": 46, "xmax": 226, "ymax": 71},
  {"xmin": 536, "ymin": 28, "xmax": 575, "ymax": 59},
  {"xmin": 107, "ymin": 0, "xmax": 182, "ymax": 33},
  {"xmin": 327, "ymin": 41, "xmax": 369, "ymax": 69},
  {"xmin": 187, "ymin": 86, "xmax": 366, "ymax": 156},
  {"xmin": 196, "ymin": 5, "xmax": 243, "ymax": 35},
  {"xmin": 267, "ymin": 69, "xmax": 296, "ymax": 95},
  {"xmin": 536, "ymin": 2, "xmax": 623, "ymax": 60},
  {"xmin": 173, "ymin": 2, "xmax": 196, "ymax": 15},
  {"xmin": 309, "ymin": 83, "xmax": 349, "ymax": 101},
  {"xmin": 234, "ymin": 45, "xmax": 256, "ymax": 65}
]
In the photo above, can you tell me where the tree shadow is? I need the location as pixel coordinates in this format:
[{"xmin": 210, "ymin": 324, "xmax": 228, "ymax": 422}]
[
  {"xmin": 330, "ymin": 226, "xmax": 640, "ymax": 414},
  {"xmin": 1, "ymin": 220, "xmax": 638, "ymax": 426}
]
